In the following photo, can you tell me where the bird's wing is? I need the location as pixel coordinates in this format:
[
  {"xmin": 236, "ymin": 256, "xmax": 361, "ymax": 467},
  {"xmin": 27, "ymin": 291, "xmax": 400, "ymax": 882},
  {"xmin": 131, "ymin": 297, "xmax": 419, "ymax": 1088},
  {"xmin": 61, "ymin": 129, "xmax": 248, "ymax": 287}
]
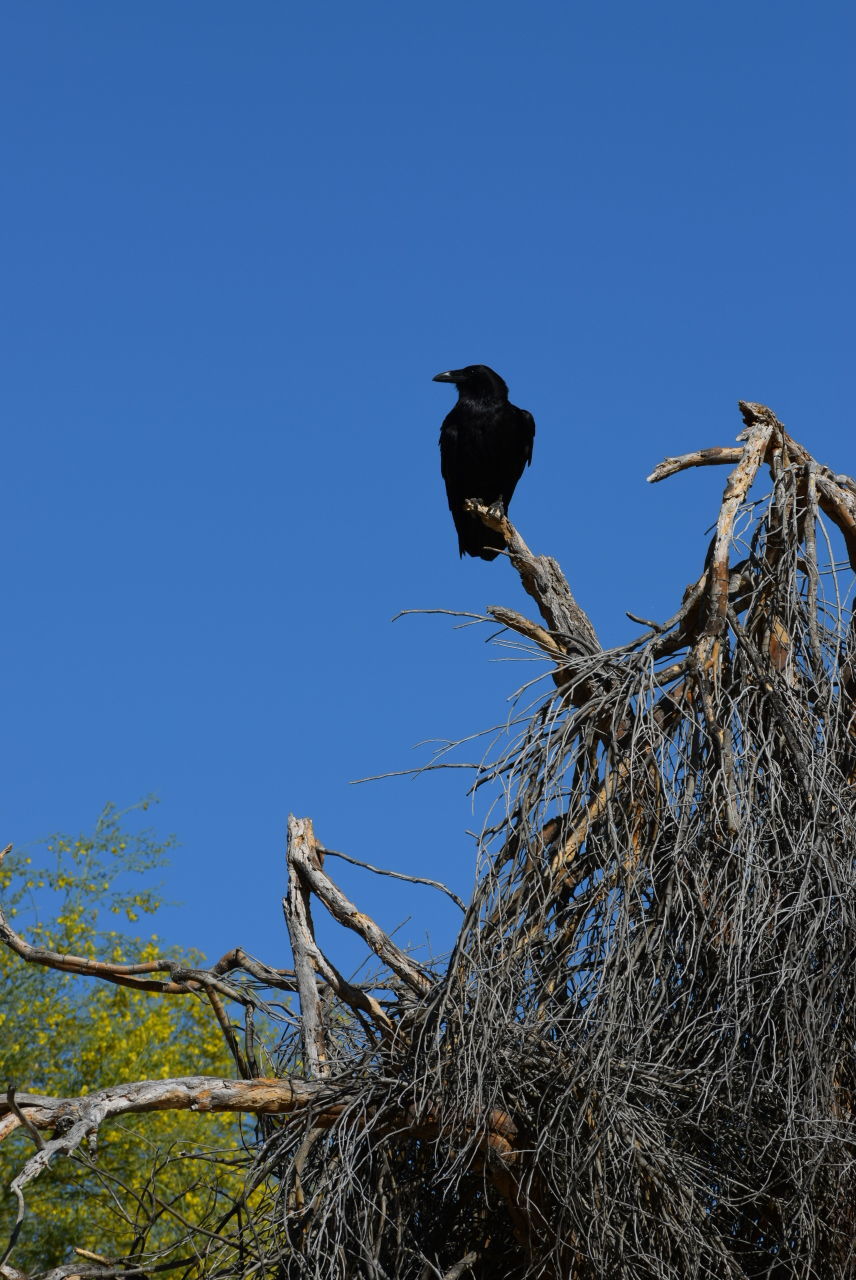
[
  {"xmin": 440, "ymin": 426, "xmax": 477, "ymax": 526},
  {"xmin": 520, "ymin": 409, "xmax": 535, "ymax": 466},
  {"xmin": 439, "ymin": 419, "xmax": 460, "ymax": 501}
]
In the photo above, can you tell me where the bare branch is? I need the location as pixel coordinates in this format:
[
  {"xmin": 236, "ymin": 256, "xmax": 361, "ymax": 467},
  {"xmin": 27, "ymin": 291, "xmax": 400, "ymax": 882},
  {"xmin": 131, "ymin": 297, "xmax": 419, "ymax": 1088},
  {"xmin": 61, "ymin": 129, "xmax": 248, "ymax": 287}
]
[
  {"xmin": 485, "ymin": 605, "xmax": 564, "ymax": 657},
  {"xmin": 0, "ymin": 880, "xmax": 302, "ymax": 1000},
  {"xmin": 283, "ymin": 817, "xmax": 329, "ymax": 1076},
  {"xmin": 463, "ymin": 499, "xmax": 600, "ymax": 656},
  {"xmin": 646, "ymin": 444, "xmax": 744, "ymax": 483},
  {"xmin": 702, "ymin": 402, "xmax": 777, "ymax": 639},
  {"xmin": 0, "ymin": 1075, "xmax": 344, "ymax": 1145},
  {"xmin": 320, "ymin": 845, "xmax": 466, "ymax": 912},
  {"xmin": 288, "ymin": 816, "xmax": 433, "ymax": 998}
]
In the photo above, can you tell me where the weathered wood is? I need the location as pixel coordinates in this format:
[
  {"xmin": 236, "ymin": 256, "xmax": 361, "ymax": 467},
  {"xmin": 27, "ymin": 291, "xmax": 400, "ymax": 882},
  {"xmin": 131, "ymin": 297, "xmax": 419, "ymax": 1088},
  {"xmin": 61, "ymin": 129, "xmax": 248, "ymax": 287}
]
[
  {"xmin": 703, "ymin": 404, "xmax": 777, "ymax": 640},
  {"xmin": 289, "ymin": 820, "xmax": 433, "ymax": 998},
  {"xmin": 464, "ymin": 499, "xmax": 600, "ymax": 656},
  {"xmin": 647, "ymin": 445, "xmax": 743, "ymax": 484},
  {"xmin": 284, "ymin": 823, "xmax": 394, "ymax": 1036},
  {"xmin": 283, "ymin": 816, "xmax": 329, "ymax": 1076}
]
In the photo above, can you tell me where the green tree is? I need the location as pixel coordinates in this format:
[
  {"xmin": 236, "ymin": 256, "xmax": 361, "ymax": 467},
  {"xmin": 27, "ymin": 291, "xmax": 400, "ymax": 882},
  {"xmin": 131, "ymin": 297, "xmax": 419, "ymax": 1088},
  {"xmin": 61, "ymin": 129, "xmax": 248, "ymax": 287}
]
[{"xmin": 0, "ymin": 804, "xmax": 245, "ymax": 1272}]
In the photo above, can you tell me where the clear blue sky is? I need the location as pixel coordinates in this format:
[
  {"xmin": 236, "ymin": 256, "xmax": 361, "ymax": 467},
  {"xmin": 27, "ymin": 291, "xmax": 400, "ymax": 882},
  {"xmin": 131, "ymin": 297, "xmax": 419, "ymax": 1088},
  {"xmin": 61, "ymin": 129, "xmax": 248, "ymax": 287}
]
[{"xmin": 2, "ymin": 3, "xmax": 853, "ymax": 975}]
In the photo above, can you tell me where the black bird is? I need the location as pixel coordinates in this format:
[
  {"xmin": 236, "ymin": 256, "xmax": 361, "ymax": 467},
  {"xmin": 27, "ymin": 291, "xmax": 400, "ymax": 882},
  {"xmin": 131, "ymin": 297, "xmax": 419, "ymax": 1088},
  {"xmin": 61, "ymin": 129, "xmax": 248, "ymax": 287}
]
[{"xmin": 433, "ymin": 364, "xmax": 535, "ymax": 560}]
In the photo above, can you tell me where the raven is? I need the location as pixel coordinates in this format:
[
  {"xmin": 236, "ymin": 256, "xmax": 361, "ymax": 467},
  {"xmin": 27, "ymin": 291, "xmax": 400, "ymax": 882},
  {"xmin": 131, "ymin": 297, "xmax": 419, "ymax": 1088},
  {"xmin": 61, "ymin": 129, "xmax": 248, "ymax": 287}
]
[{"xmin": 433, "ymin": 364, "xmax": 535, "ymax": 560}]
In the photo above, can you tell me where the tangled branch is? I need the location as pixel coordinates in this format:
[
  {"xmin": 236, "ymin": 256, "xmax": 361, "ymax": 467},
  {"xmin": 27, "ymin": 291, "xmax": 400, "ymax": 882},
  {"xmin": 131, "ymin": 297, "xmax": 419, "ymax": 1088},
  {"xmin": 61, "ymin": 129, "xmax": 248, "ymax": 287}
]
[{"xmin": 2, "ymin": 402, "xmax": 855, "ymax": 1278}]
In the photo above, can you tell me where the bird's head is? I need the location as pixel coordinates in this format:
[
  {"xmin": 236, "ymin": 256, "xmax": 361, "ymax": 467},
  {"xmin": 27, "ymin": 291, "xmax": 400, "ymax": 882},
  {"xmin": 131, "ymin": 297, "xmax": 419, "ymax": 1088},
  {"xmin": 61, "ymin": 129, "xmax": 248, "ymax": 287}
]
[{"xmin": 433, "ymin": 364, "xmax": 508, "ymax": 401}]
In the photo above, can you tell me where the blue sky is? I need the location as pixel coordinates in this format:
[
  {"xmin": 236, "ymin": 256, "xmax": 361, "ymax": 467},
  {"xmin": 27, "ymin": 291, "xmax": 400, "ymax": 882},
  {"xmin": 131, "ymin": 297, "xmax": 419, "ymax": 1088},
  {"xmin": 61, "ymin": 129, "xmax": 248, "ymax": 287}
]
[{"xmin": 2, "ymin": 3, "xmax": 854, "ymax": 977}]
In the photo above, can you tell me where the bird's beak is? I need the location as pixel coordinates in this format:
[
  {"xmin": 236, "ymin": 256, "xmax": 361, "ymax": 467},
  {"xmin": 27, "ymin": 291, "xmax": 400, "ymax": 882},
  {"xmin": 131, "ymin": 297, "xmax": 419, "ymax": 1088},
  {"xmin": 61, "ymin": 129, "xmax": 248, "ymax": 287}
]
[{"xmin": 432, "ymin": 370, "xmax": 458, "ymax": 383}]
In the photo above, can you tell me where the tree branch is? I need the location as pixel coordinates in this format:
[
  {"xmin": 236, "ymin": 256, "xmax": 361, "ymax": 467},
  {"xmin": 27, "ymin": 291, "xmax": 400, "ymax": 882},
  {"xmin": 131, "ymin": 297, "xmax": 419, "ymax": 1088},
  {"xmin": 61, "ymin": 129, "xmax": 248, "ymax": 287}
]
[
  {"xmin": 288, "ymin": 816, "xmax": 433, "ymax": 998},
  {"xmin": 463, "ymin": 499, "xmax": 600, "ymax": 656},
  {"xmin": 283, "ymin": 817, "xmax": 329, "ymax": 1077},
  {"xmin": 646, "ymin": 445, "xmax": 744, "ymax": 484}
]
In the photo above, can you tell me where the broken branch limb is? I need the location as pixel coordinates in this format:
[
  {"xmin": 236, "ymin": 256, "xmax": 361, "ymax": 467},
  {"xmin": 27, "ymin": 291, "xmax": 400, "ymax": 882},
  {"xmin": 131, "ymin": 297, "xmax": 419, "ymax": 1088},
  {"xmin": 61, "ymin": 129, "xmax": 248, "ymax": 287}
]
[
  {"xmin": 486, "ymin": 605, "xmax": 567, "ymax": 660},
  {"xmin": 646, "ymin": 445, "xmax": 744, "ymax": 484},
  {"xmin": 283, "ymin": 817, "xmax": 329, "ymax": 1076},
  {"xmin": 702, "ymin": 403, "xmax": 777, "ymax": 639}
]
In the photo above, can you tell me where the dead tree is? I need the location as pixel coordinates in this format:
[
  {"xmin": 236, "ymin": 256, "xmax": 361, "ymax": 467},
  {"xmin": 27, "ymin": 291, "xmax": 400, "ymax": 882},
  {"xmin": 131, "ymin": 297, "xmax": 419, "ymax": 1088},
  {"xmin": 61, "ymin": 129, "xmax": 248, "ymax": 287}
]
[{"xmin": 2, "ymin": 402, "xmax": 855, "ymax": 1279}]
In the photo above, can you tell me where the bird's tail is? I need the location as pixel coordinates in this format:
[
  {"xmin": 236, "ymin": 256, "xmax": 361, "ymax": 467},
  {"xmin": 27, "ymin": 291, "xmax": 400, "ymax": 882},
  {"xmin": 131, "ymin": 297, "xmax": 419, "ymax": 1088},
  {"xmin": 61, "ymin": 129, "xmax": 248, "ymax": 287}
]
[{"xmin": 457, "ymin": 514, "xmax": 504, "ymax": 561}]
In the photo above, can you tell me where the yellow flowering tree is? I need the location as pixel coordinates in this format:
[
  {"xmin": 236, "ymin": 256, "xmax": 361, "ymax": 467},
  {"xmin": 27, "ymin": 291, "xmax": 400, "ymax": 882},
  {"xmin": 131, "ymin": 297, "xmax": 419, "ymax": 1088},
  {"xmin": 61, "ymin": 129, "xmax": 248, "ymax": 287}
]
[{"xmin": 0, "ymin": 804, "xmax": 246, "ymax": 1272}]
